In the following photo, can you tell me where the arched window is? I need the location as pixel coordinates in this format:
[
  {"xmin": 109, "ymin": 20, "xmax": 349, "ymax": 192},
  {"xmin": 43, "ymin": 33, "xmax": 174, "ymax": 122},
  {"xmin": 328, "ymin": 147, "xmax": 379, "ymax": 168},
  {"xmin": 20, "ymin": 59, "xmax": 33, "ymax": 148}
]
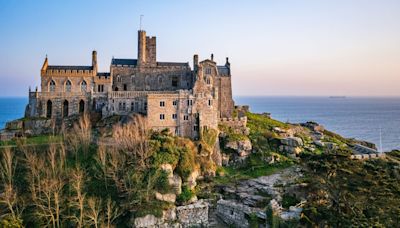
[
  {"xmin": 131, "ymin": 74, "xmax": 135, "ymax": 83},
  {"xmin": 46, "ymin": 100, "xmax": 52, "ymax": 118},
  {"xmin": 81, "ymin": 80, "xmax": 87, "ymax": 92},
  {"xmin": 63, "ymin": 100, "xmax": 69, "ymax": 117},
  {"xmin": 206, "ymin": 77, "xmax": 211, "ymax": 85},
  {"xmin": 65, "ymin": 80, "xmax": 72, "ymax": 92},
  {"xmin": 49, "ymin": 80, "xmax": 56, "ymax": 92},
  {"xmin": 79, "ymin": 100, "xmax": 85, "ymax": 113},
  {"xmin": 117, "ymin": 75, "xmax": 121, "ymax": 82}
]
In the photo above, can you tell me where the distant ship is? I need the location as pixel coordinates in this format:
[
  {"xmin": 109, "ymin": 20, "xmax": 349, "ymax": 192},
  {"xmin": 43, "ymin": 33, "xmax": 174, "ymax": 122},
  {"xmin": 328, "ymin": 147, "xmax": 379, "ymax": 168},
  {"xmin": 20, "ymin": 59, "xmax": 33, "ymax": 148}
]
[{"xmin": 329, "ymin": 96, "xmax": 346, "ymax": 99}]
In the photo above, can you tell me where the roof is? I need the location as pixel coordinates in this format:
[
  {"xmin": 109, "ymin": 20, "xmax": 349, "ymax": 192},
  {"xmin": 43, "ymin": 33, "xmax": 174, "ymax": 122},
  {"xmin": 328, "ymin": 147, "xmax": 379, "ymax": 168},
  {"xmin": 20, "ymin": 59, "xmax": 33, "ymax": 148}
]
[
  {"xmin": 97, "ymin": 72, "xmax": 110, "ymax": 76},
  {"xmin": 217, "ymin": 66, "xmax": 230, "ymax": 75},
  {"xmin": 157, "ymin": 62, "xmax": 189, "ymax": 67},
  {"xmin": 47, "ymin": 65, "xmax": 93, "ymax": 70},
  {"xmin": 111, "ymin": 59, "xmax": 138, "ymax": 66}
]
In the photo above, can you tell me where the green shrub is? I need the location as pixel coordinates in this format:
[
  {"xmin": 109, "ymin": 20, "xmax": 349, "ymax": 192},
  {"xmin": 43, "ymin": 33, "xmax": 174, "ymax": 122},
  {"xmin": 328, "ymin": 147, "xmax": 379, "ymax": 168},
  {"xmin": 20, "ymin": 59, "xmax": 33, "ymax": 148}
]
[{"xmin": 177, "ymin": 186, "xmax": 194, "ymax": 204}]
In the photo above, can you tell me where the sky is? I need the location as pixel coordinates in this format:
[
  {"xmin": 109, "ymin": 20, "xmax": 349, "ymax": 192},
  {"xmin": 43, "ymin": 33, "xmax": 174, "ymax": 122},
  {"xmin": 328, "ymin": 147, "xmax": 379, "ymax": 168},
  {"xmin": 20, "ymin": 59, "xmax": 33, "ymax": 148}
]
[{"xmin": 0, "ymin": 0, "xmax": 399, "ymax": 97}]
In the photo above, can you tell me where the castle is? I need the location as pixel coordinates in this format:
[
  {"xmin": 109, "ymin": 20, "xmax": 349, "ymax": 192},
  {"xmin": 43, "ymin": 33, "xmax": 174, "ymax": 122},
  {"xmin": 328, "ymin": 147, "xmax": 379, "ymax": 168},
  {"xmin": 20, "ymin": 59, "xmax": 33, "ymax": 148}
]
[{"xmin": 26, "ymin": 30, "xmax": 238, "ymax": 138}]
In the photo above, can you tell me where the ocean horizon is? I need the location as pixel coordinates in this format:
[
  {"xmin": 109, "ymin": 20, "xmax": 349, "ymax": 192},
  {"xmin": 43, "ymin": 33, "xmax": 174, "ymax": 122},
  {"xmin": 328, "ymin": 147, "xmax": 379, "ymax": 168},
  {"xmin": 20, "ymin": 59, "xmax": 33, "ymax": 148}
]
[{"xmin": 1, "ymin": 96, "xmax": 399, "ymax": 152}]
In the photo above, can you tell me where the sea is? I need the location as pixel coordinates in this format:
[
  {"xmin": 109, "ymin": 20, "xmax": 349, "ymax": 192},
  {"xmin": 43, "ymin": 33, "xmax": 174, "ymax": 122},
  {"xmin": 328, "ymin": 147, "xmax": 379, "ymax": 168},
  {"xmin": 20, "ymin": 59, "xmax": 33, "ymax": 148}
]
[{"xmin": 0, "ymin": 97, "xmax": 399, "ymax": 152}]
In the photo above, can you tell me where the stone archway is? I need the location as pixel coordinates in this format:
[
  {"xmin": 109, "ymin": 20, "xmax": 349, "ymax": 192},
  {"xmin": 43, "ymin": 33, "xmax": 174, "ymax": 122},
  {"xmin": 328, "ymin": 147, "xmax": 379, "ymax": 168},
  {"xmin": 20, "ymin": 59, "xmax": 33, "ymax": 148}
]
[
  {"xmin": 46, "ymin": 100, "xmax": 52, "ymax": 118},
  {"xmin": 79, "ymin": 100, "xmax": 85, "ymax": 114},
  {"xmin": 63, "ymin": 100, "xmax": 69, "ymax": 117}
]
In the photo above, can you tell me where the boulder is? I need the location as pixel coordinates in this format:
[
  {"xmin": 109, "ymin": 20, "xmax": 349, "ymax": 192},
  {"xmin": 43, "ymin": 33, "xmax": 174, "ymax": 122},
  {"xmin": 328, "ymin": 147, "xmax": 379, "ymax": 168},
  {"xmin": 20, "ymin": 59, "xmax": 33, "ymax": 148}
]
[
  {"xmin": 155, "ymin": 192, "xmax": 176, "ymax": 203},
  {"xmin": 280, "ymin": 137, "xmax": 303, "ymax": 147},
  {"xmin": 313, "ymin": 140, "xmax": 324, "ymax": 147},
  {"xmin": 169, "ymin": 174, "xmax": 182, "ymax": 195},
  {"xmin": 134, "ymin": 214, "xmax": 161, "ymax": 228}
]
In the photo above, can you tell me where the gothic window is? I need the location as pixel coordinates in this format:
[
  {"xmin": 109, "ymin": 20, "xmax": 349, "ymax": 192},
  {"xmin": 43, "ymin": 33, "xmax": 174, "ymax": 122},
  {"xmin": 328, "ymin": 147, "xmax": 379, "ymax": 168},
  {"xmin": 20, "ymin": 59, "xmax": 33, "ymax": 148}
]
[
  {"xmin": 79, "ymin": 100, "xmax": 85, "ymax": 113},
  {"xmin": 206, "ymin": 77, "xmax": 211, "ymax": 85},
  {"xmin": 65, "ymin": 80, "xmax": 72, "ymax": 92},
  {"xmin": 49, "ymin": 80, "xmax": 56, "ymax": 92},
  {"xmin": 160, "ymin": 114, "xmax": 165, "ymax": 120},
  {"xmin": 160, "ymin": 101, "xmax": 165, "ymax": 107},
  {"xmin": 63, "ymin": 100, "xmax": 69, "ymax": 117},
  {"xmin": 205, "ymin": 67, "xmax": 211, "ymax": 75},
  {"xmin": 116, "ymin": 75, "xmax": 121, "ymax": 82},
  {"xmin": 46, "ymin": 100, "xmax": 52, "ymax": 118},
  {"xmin": 81, "ymin": 80, "xmax": 87, "ymax": 92},
  {"xmin": 172, "ymin": 114, "xmax": 177, "ymax": 119}
]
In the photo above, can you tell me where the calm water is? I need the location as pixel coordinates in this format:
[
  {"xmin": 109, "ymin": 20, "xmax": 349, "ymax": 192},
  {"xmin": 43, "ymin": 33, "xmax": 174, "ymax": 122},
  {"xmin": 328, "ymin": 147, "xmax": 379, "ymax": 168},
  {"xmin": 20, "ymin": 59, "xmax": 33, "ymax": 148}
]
[
  {"xmin": 235, "ymin": 97, "xmax": 400, "ymax": 152},
  {"xmin": 0, "ymin": 97, "xmax": 27, "ymax": 130},
  {"xmin": 1, "ymin": 97, "xmax": 400, "ymax": 151}
]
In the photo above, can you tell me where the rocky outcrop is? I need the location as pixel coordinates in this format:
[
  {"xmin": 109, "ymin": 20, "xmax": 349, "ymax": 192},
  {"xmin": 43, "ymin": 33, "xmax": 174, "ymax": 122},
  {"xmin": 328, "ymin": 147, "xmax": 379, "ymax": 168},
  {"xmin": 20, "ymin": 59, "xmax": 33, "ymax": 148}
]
[
  {"xmin": 279, "ymin": 137, "xmax": 303, "ymax": 156},
  {"xmin": 216, "ymin": 199, "xmax": 262, "ymax": 228},
  {"xmin": 225, "ymin": 139, "xmax": 252, "ymax": 157},
  {"xmin": 155, "ymin": 192, "xmax": 176, "ymax": 203}
]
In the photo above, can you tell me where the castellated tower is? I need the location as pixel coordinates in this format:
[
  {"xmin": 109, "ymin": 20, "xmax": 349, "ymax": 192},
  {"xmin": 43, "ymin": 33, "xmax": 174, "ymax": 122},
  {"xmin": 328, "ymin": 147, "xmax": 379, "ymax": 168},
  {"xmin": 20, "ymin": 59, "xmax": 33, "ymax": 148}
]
[{"xmin": 137, "ymin": 30, "xmax": 156, "ymax": 67}]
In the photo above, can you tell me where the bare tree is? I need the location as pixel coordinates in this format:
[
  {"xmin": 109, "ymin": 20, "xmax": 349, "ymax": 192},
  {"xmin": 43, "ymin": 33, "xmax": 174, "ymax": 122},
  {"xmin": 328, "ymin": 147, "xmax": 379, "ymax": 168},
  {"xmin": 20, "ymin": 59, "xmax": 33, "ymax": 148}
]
[
  {"xmin": 0, "ymin": 148, "xmax": 20, "ymax": 221},
  {"xmin": 69, "ymin": 167, "xmax": 86, "ymax": 228},
  {"xmin": 85, "ymin": 197, "xmax": 102, "ymax": 228}
]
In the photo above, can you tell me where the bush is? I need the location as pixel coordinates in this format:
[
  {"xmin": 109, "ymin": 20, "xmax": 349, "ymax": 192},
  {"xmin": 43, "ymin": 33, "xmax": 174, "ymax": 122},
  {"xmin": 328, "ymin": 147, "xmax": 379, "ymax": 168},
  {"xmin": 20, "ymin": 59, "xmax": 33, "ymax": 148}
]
[{"xmin": 177, "ymin": 186, "xmax": 194, "ymax": 204}]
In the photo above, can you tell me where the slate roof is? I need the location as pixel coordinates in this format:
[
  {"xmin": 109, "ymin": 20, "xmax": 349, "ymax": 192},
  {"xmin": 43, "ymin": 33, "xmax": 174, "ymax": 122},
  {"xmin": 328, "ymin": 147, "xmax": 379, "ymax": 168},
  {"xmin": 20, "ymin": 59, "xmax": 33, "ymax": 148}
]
[
  {"xmin": 157, "ymin": 62, "xmax": 189, "ymax": 67},
  {"xmin": 111, "ymin": 59, "xmax": 138, "ymax": 66},
  {"xmin": 47, "ymin": 65, "xmax": 93, "ymax": 70},
  {"xmin": 217, "ymin": 66, "xmax": 230, "ymax": 75}
]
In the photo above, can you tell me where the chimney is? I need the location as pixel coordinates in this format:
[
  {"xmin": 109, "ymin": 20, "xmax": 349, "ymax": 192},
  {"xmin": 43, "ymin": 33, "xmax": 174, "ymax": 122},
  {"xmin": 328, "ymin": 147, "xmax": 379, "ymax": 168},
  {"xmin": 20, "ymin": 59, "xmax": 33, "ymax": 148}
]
[
  {"xmin": 92, "ymin": 50, "xmax": 97, "ymax": 72},
  {"xmin": 211, "ymin": 53, "xmax": 214, "ymax": 61}
]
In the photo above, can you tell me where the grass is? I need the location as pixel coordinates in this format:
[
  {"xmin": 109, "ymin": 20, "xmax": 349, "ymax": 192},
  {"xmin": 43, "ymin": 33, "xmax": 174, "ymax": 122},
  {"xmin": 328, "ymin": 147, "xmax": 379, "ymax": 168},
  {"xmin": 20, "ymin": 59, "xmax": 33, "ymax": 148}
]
[{"xmin": 0, "ymin": 135, "xmax": 63, "ymax": 147}]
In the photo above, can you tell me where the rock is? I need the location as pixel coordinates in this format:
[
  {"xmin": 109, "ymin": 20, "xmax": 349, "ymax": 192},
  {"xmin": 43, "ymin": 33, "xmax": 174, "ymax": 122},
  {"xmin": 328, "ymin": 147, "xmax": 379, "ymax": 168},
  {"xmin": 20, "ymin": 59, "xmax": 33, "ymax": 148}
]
[
  {"xmin": 5, "ymin": 120, "xmax": 23, "ymax": 130},
  {"xmin": 280, "ymin": 137, "xmax": 303, "ymax": 147},
  {"xmin": 162, "ymin": 207, "xmax": 177, "ymax": 222},
  {"xmin": 301, "ymin": 121, "xmax": 325, "ymax": 132},
  {"xmin": 273, "ymin": 127, "xmax": 286, "ymax": 134},
  {"xmin": 134, "ymin": 214, "xmax": 161, "ymax": 228},
  {"xmin": 155, "ymin": 192, "xmax": 176, "ymax": 203},
  {"xmin": 313, "ymin": 140, "xmax": 324, "ymax": 147},
  {"xmin": 169, "ymin": 174, "xmax": 182, "ymax": 195},
  {"xmin": 187, "ymin": 170, "xmax": 200, "ymax": 190},
  {"xmin": 176, "ymin": 199, "xmax": 209, "ymax": 227},
  {"xmin": 325, "ymin": 142, "xmax": 337, "ymax": 150}
]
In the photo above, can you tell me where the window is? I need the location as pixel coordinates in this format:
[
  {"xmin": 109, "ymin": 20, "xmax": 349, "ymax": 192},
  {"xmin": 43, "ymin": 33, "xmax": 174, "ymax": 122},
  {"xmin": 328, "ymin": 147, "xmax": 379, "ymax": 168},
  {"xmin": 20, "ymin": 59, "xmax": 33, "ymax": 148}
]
[
  {"xmin": 123, "ymin": 84, "xmax": 127, "ymax": 91},
  {"xmin": 187, "ymin": 100, "xmax": 193, "ymax": 106},
  {"xmin": 144, "ymin": 102, "xmax": 147, "ymax": 111},
  {"xmin": 173, "ymin": 100, "xmax": 178, "ymax": 106},
  {"xmin": 172, "ymin": 114, "xmax": 177, "ymax": 119},
  {"xmin": 117, "ymin": 75, "xmax": 121, "ymax": 82},
  {"xmin": 65, "ymin": 80, "xmax": 72, "ymax": 92},
  {"xmin": 206, "ymin": 77, "xmax": 211, "ymax": 85},
  {"xmin": 208, "ymin": 100, "xmax": 212, "ymax": 106},
  {"xmin": 160, "ymin": 114, "xmax": 165, "ymax": 120},
  {"xmin": 131, "ymin": 74, "xmax": 135, "ymax": 83},
  {"xmin": 81, "ymin": 80, "xmax": 87, "ymax": 92},
  {"xmin": 205, "ymin": 67, "xmax": 211, "ymax": 74},
  {"xmin": 98, "ymin": 84, "xmax": 104, "ymax": 92},
  {"xmin": 172, "ymin": 76, "xmax": 178, "ymax": 87},
  {"xmin": 160, "ymin": 101, "xmax": 165, "ymax": 107},
  {"xmin": 49, "ymin": 80, "xmax": 56, "ymax": 92},
  {"xmin": 184, "ymin": 115, "xmax": 189, "ymax": 121},
  {"xmin": 119, "ymin": 102, "xmax": 126, "ymax": 111},
  {"xmin": 131, "ymin": 102, "xmax": 135, "ymax": 111},
  {"xmin": 175, "ymin": 128, "xmax": 179, "ymax": 135}
]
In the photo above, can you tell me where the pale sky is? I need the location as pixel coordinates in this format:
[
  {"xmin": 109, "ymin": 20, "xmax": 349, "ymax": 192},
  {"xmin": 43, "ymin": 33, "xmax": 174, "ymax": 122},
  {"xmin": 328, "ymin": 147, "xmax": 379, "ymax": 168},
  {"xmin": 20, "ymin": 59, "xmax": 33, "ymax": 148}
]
[{"xmin": 0, "ymin": 0, "xmax": 399, "ymax": 97}]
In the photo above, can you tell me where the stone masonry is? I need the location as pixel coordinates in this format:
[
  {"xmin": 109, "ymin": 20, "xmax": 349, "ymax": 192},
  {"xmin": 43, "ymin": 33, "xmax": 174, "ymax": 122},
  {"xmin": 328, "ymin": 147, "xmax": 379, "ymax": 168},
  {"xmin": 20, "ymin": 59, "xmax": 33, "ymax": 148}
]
[{"xmin": 25, "ymin": 29, "xmax": 239, "ymax": 138}]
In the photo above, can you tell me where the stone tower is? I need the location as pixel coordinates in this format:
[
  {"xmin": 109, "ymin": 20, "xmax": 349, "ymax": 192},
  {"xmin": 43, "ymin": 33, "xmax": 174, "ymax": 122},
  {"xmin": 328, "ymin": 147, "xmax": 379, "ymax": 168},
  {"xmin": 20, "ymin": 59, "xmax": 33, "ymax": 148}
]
[{"xmin": 137, "ymin": 30, "xmax": 156, "ymax": 67}]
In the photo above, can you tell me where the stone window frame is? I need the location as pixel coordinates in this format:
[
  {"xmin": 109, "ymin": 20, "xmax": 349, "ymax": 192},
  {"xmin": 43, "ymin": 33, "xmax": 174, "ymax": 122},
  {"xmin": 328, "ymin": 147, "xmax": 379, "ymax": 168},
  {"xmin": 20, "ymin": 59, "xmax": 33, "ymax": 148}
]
[
  {"xmin": 160, "ymin": 101, "xmax": 165, "ymax": 107},
  {"xmin": 116, "ymin": 75, "xmax": 122, "ymax": 83},
  {"xmin": 183, "ymin": 115, "xmax": 189, "ymax": 121},
  {"xmin": 172, "ymin": 100, "xmax": 178, "ymax": 106},
  {"xmin": 160, "ymin": 114, "xmax": 165, "ymax": 120},
  {"xmin": 208, "ymin": 99, "xmax": 212, "ymax": 106},
  {"xmin": 81, "ymin": 80, "xmax": 87, "ymax": 92},
  {"xmin": 49, "ymin": 80, "xmax": 56, "ymax": 92},
  {"xmin": 205, "ymin": 67, "xmax": 212, "ymax": 75},
  {"xmin": 172, "ymin": 113, "xmax": 177, "ymax": 119},
  {"xmin": 65, "ymin": 80, "xmax": 72, "ymax": 92}
]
